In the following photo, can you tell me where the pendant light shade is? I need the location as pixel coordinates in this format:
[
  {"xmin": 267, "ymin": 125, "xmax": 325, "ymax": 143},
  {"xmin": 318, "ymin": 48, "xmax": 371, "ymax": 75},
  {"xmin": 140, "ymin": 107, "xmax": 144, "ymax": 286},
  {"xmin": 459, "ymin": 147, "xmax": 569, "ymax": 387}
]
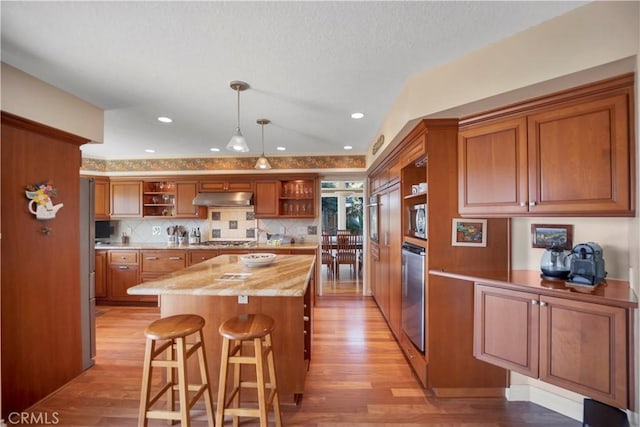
[
  {"xmin": 226, "ymin": 81, "xmax": 250, "ymax": 153},
  {"xmin": 255, "ymin": 118, "xmax": 272, "ymax": 170}
]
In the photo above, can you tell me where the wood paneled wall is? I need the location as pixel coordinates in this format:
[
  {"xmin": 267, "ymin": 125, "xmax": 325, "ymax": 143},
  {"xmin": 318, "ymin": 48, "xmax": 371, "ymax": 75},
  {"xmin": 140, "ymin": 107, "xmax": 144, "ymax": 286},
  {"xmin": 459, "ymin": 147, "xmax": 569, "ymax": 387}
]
[{"xmin": 1, "ymin": 112, "xmax": 88, "ymax": 417}]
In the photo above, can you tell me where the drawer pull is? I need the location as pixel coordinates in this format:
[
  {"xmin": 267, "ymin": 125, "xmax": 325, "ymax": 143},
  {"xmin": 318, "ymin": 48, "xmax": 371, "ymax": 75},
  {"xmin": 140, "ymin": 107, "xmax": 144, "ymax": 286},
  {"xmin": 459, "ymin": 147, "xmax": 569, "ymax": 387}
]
[
  {"xmin": 118, "ymin": 266, "xmax": 129, "ymax": 270},
  {"xmin": 146, "ymin": 257, "xmax": 159, "ymax": 260},
  {"xmin": 169, "ymin": 256, "xmax": 183, "ymax": 260}
]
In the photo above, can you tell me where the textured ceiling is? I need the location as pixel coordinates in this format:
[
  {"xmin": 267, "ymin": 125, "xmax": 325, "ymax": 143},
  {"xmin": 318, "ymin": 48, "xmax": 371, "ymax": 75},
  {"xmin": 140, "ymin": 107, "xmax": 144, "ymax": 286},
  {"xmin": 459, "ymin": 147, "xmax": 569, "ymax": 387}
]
[{"xmin": 1, "ymin": 1, "xmax": 585, "ymax": 160}]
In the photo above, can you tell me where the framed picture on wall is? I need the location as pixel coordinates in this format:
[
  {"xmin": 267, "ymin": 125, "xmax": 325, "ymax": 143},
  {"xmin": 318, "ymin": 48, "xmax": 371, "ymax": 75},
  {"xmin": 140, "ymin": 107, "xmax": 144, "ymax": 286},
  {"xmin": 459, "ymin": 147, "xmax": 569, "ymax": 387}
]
[
  {"xmin": 530, "ymin": 224, "xmax": 573, "ymax": 250},
  {"xmin": 451, "ymin": 218, "xmax": 487, "ymax": 247}
]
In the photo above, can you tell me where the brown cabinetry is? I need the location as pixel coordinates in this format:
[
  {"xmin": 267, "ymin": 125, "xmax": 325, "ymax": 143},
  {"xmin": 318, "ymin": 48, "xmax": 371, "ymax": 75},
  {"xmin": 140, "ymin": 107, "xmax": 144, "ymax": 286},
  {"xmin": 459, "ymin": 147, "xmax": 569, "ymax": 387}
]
[
  {"xmin": 474, "ymin": 284, "xmax": 630, "ymax": 409},
  {"xmin": 175, "ymin": 181, "xmax": 205, "ymax": 218},
  {"xmin": 368, "ymin": 119, "xmax": 510, "ymax": 394},
  {"xmin": 198, "ymin": 180, "xmax": 253, "ymax": 192},
  {"xmin": 95, "ymin": 250, "xmax": 107, "ymax": 298},
  {"xmin": 279, "ymin": 179, "xmax": 315, "ymax": 217},
  {"xmin": 141, "ymin": 180, "xmax": 204, "ymax": 218},
  {"xmin": 139, "ymin": 250, "xmax": 186, "ymax": 304},
  {"xmin": 106, "ymin": 250, "xmax": 141, "ymax": 303},
  {"xmin": 142, "ymin": 181, "xmax": 175, "ymax": 217},
  {"xmin": 188, "ymin": 249, "xmax": 219, "ymax": 266},
  {"xmin": 93, "ymin": 177, "xmax": 110, "ymax": 220},
  {"xmin": 254, "ymin": 177, "xmax": 317, "ymax": 218},
  {"xmin": 459, "ymin": 74, "xmax": 634, "ymax": 217},
  {"xmin": 110, "ymin": 181, "xmax": 142, "ymax": 218},
  {"xmin": 254, "ymin": 181, "xmax": 279, "ymax": 218},
  {"xmin": 371, "ymin": 186, "xmax": 401, "ymax": 334},
  {"xmin": 370, "ymin": 159, "xmax": 400, "ymax": 194}
]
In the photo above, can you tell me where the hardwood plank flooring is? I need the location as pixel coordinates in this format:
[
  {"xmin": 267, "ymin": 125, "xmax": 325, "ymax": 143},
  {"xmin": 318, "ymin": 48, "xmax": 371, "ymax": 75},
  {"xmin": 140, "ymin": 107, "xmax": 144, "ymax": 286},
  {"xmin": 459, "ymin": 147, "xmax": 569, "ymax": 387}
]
[
  {"xmin": 25, "ymin": 298, "xmax": 579, "ymax": 426},
  {"xmin": 319, "ymin": 264, "xmax": 363, "ymax": 296}
]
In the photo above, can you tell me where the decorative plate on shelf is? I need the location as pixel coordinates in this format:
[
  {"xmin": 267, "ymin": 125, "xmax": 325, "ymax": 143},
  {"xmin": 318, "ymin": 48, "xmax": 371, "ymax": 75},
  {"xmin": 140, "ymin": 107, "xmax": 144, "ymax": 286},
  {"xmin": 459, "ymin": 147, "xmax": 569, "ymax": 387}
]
[{"xmin": 239, "ymin": 253, "xmax": 277, "ymax": 267}]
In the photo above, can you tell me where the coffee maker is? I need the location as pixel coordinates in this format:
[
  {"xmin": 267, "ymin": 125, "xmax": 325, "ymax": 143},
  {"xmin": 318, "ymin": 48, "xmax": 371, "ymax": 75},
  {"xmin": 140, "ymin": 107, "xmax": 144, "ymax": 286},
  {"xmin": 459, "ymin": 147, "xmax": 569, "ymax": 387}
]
[
  {"xmin": 567, "ymin": 242, "xmax": 606, "ymax": 286},
  {"xmin": 540, "ymin": 245, "xmax": 572, "ymax": 280}
]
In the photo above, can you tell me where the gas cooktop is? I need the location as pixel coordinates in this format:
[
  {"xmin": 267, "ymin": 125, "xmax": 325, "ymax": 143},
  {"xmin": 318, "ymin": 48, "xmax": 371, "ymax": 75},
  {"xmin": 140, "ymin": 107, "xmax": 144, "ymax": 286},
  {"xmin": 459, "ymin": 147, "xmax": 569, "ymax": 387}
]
[{"xmin": 199, "ymin": 240, "xmax": 256, "ymax": 247}]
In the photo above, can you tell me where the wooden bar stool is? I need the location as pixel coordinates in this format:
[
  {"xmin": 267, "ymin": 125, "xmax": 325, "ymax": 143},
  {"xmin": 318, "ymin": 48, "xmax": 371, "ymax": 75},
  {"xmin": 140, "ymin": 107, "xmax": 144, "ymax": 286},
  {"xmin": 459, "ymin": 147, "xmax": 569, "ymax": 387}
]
[
  {"xmin": 216, "ymin": 313, "xmax": 282, "ymax": 427},
  {"xmin": 138, "ymin": 314, "xmax": 215, "ymax": 427}
]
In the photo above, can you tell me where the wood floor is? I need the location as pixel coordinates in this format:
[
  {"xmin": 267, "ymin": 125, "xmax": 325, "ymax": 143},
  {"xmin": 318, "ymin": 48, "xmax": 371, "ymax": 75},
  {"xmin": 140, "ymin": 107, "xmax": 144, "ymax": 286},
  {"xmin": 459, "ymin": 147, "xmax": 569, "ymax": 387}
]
[
  {"xmin": 26, "ymin": 298, "xmax": 579, "ymax": 426},
  {"xmin": 319, "ymin": 264, "xmax": 364, "ymax": 296}
]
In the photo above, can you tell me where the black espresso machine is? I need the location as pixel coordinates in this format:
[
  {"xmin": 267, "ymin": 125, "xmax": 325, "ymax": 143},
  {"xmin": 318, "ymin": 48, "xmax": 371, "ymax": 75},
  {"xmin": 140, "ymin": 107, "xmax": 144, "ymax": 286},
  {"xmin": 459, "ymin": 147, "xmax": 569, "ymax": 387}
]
[{"xmin": 566, "ymin": 242, "xmax": 607, "ymax": 286}]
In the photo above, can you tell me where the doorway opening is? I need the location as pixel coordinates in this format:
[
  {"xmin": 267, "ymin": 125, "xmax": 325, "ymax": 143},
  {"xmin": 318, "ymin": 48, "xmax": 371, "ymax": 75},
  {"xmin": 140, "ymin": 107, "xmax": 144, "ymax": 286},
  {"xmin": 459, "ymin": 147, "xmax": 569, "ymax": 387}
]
[{"xmin": 318, "ymin": 179, "xmax": 365, "ymax": 296}]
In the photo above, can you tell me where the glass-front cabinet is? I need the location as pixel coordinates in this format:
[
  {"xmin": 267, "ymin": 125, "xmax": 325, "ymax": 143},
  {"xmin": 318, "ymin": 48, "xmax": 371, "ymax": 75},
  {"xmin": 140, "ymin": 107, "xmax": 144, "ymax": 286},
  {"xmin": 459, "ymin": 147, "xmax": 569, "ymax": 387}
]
[{"xmin": 279, "ymin": 179, "xmax": 315, "ymax": 217}]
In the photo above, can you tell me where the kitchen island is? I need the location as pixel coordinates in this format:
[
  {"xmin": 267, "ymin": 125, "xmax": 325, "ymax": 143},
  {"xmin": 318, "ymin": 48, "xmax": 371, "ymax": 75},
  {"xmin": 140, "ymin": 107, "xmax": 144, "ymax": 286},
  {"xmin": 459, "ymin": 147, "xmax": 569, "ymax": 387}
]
[{"xmin": 128, "ymin": 253, "xmax": 316, "ymax": 404}]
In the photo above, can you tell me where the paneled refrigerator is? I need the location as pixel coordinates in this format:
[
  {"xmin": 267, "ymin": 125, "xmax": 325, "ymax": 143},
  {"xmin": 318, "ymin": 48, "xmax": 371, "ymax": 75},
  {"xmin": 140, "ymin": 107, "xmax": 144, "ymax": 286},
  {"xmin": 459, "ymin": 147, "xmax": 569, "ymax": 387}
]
[{"xmin": 79, "ymin": 177, "xmax": 96, "ymax": 369}]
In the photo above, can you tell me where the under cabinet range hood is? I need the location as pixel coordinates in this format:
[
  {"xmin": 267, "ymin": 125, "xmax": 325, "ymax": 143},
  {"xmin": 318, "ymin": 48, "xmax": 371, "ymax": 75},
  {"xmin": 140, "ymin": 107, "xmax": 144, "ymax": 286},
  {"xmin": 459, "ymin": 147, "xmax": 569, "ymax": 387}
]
[{"xmin": 192, "ymin": 192, "xmax": 253, "ymax": 207}]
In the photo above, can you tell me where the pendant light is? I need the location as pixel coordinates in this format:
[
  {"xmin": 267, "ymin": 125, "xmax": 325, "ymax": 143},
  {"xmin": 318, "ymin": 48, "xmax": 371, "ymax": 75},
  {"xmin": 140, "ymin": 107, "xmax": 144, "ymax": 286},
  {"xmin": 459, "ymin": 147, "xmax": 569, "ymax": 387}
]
[
  {"xmin": 255, "ymin": 118, "xmax": 272, "ymax": 170},
  {"xmin": 226, "ymin": 80, "xmax": 250, "ymax": 152}
]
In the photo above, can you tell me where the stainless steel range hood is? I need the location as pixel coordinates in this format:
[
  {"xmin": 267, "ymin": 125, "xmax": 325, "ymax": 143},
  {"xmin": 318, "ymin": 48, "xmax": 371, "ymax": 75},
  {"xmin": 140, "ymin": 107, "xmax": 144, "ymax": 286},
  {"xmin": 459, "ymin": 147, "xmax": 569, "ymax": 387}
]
[{"xmin": 192, "ymin": 192, "xmax": 253, "ymax": 207}]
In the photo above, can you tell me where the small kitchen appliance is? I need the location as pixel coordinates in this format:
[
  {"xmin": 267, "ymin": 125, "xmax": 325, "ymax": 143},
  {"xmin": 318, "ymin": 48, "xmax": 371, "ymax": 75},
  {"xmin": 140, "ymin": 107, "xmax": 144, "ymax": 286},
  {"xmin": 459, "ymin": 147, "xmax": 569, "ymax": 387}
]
[
  {"xmin": 567, "ymin": 242, "xmax": 607, "ymax": 286},
  {"xmin": 408, "ymin": 203, "xmax": 427, "ymax": 239},
  {"xmin": 540, "ymin": 245, "xmax": 571, "ymax": 280}
]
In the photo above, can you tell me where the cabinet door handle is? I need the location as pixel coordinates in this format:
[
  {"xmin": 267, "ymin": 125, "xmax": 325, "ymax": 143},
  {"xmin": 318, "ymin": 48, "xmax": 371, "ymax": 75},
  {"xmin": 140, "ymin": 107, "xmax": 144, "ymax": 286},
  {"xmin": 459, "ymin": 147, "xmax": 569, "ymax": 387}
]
[
  {"xmin": 146, "ymin": 256, "xmax": 159, "ymax": 260},
  {"xmin": 531, "ymin": 299, "xmax": 538, "ymax": 305},
  {"xmin": 529, "ymin": 201, "xmax": 536, "ymax": 207},
  {"xmin": 540, "ymin": 301, "xmax": 547, "ymax": 307},
  {"xmin": 520, "ymin": 202, "xmax": 526, "ymax": 207},
  {"xmin": 118, "ymin": 265, "xmax": 129, "ymax": 270},
  {"xmin": 169, "ymin": 256, "xmax": 182, "ymax": 260}
]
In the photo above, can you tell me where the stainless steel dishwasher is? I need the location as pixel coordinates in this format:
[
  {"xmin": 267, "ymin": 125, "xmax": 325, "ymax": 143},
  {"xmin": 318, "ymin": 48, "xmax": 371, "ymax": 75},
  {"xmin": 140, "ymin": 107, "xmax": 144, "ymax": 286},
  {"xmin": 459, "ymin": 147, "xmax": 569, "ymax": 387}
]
[{"xmin": 401, "ymin": 243, "xmax": 425, "ymax": 353}]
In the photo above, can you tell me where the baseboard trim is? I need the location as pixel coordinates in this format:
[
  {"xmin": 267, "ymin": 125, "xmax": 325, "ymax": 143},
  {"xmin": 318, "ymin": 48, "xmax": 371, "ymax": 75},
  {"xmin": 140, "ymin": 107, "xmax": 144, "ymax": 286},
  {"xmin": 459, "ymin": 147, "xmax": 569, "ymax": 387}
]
[
  {"xmin": 433, "ymin": 387, "xmax": 505, "ymax": 398},
  {"xmin": 506, "ymin": 384, "xmax": 583, "ymax": 423}
]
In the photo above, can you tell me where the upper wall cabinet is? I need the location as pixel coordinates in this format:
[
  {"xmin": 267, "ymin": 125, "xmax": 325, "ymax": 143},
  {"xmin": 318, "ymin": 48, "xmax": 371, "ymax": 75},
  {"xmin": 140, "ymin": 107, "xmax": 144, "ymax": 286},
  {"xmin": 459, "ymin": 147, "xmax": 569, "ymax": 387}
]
[
  {"xmin": 458, "ymin": 74, "xmax": 635, "ymax": 217},
  {"xmin": 198, "ymin": 179, "xmax": 253, "ymax": 192},
  {"xmin": 110, "ymin": 181, "xmax": 142, "ymax": 218},
  {"xmin": 93, "ymin": 177, "xmax": 111, "ymax": 220}
]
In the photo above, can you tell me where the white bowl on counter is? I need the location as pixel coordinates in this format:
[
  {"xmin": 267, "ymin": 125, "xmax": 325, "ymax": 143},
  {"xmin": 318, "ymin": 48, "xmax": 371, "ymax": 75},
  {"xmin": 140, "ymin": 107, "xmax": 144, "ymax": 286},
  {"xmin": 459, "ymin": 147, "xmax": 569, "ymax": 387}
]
[{"xmin": 239, "ymin": 253, "xmax": 277, "ymax": 267}]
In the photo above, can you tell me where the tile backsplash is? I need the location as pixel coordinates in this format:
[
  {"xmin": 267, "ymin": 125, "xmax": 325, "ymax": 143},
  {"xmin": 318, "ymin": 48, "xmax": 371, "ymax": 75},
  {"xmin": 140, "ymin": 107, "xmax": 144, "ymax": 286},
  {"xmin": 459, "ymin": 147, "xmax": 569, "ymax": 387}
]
[
  {"xmin": 208, "ymin": 207, "xmax": 257, "ymax": 241},
  {"xmin": 106, "ymin": 208, "xmax": 320, "ymax": 244}
]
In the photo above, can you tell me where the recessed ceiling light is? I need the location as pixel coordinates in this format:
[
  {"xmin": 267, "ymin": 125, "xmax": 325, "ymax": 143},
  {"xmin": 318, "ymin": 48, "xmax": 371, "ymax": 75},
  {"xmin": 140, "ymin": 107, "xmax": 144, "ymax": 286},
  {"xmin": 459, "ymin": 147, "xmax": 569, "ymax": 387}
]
[
  {"xmin": 276, "ymin": 146, "xmax": 286, "ymax": 151},
  {"xmin": 344, "ymin": 145, "xmax": 353, "ymax": 150},
  {"xmin": 351, "ymin": 112, "xmax": 364, "ymax": 119},
  {"xmin": 157, "ymin": 116, "xmax": 173, "ymax": 123},
  {"xmin": 210, "ymin": 147, "xmax": 220, "ymax": 152},
  {"xmin": 145, "ymin": 149, "xmax": 156, "ymax": 153}
]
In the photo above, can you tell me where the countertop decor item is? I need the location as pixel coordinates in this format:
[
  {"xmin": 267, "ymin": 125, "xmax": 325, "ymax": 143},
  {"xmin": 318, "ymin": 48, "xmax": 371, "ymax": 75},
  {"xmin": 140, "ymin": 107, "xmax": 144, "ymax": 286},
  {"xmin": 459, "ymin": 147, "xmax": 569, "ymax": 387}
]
[
  {"xmin": 239, "ymin": 253, "xmax": 276, "ymax": 267},
  {"xmin": 25, "ymin": 181, "xmax": 63, "ymax": 220}
]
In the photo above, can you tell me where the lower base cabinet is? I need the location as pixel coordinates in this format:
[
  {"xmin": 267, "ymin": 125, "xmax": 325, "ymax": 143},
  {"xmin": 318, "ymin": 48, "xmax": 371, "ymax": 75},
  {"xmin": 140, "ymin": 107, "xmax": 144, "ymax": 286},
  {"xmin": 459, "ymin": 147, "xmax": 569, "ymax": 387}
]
[{"xmin": 474, "ymin": 284, "xmax": 630, "ymax": 409}]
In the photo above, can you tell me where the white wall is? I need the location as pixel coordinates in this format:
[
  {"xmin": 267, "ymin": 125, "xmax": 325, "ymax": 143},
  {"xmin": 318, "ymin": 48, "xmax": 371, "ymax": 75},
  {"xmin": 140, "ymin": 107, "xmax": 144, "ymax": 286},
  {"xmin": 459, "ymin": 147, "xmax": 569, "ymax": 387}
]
[
  {"xmin": 368, "ymin": 2, "xmax": 639, "ymax": 166},
  {"xmin": 1, "ymin": 63, "xmax": 103, "ymax": 142},
  {"xmin": 512, "ymin": 217, "xmax": 632, "ymax": 280}
]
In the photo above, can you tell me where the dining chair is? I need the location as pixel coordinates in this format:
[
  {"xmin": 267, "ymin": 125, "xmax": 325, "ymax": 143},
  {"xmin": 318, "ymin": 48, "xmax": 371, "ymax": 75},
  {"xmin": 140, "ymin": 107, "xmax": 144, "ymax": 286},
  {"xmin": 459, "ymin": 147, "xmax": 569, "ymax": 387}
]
[
  {"xmin": 321, "ymin": 233, "xmax": 336, "ymax": 279},
  {"xmin": 336, "ymin": 232, "xmax": 358, "ymax": 279}
]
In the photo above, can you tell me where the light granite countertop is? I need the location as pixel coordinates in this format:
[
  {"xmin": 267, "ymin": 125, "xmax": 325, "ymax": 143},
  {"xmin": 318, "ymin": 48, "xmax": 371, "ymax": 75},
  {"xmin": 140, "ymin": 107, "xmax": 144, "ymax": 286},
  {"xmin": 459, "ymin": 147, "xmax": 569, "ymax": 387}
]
[
  {"xmin": 96, "ymin": 242, "xmax": 318, "ymax": 251},
  {"xmin": 127, "ymin": 253, "xmax": 316, "ymax": 297}
]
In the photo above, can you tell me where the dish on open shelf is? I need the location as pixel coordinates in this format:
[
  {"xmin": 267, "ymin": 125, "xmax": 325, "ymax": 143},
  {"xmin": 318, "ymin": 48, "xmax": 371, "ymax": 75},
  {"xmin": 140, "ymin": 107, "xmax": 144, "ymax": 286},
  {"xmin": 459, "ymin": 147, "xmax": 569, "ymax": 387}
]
[{"xmin": 239, "ymin": 253, "xmax": 277, "ymax": 267}]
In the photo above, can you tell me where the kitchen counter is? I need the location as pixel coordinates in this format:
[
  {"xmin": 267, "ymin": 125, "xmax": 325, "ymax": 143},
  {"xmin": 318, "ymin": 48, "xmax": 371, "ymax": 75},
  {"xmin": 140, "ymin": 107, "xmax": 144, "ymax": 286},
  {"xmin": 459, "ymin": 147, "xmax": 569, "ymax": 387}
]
[
  {"xmin": 95, "ymin": 241, "xmax": 318, "ymax": 251},
  {"xmin": 128, "ymin": 253, "xmax": 315, "ymax": 297},
  {"xmin": 128, "ymin": 253, "xmax": 316, "ymax": 404},
  {"xmin": 430, "ymin": 269, "xmax": 638, "ymax": 308}
]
